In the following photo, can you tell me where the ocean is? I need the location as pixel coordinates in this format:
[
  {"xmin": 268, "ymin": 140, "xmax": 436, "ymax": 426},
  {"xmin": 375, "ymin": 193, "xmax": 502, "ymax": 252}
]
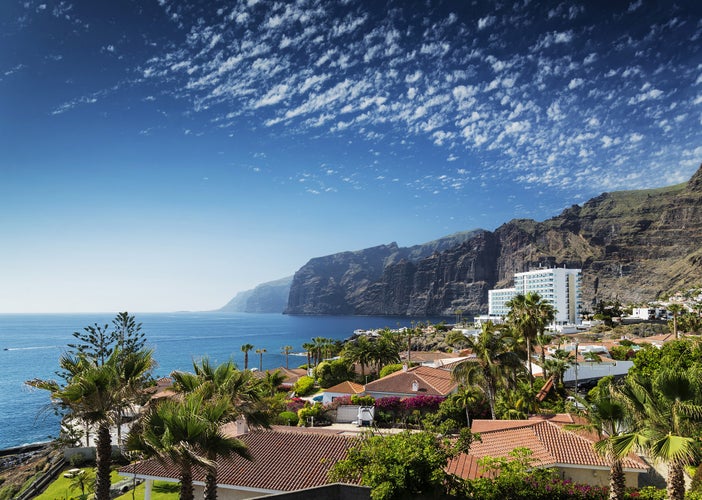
[{"xmin": 0, "ymin": 312, "xmax": 438, "ymax": 450}]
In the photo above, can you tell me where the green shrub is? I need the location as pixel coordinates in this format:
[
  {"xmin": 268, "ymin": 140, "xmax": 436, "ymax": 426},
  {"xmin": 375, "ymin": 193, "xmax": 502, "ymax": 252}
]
[
  {"xmin": 379, "ymin": 363, "xmax": 403, "ymax": 378},
  {"xmin": 634, "ymin": 486, "xmax": 665, "ymax": 500},
  {"xmin": 351, "ymin": 394, "xmax": 375, "ymax": 406},
  {"xmin": 297, "ymin": 403, "xmax": 328, "ymax": 426},
  {"xmin": 691, "ymin": 463, "xmax": 702, "ymax": 493},
  {"xmin": 315, "ymin": 359, "xmax": 354, "ymax": 388},
  {"xmin": 292, "ymin": 376, "xmax": 315, "ymax": 396},
  {"xmin": 70, "ymin": 452, "xmax": 86, "ymax": 467},
  {"xmin": 277, "ymin": 411, "xmax": 299, "ymax": 426}
]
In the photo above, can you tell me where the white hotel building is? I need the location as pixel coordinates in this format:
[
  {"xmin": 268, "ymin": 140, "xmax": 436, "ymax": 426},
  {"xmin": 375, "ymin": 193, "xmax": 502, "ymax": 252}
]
[{"xmin": 487, "ymin": 268, "xmax": 583, "ymax": 326}]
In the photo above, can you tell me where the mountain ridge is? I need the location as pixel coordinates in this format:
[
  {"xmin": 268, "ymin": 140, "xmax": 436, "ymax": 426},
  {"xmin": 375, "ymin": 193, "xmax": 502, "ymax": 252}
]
[{"xmin": 284, "ymin": 163, "xmax": 702, "ymax": 316}]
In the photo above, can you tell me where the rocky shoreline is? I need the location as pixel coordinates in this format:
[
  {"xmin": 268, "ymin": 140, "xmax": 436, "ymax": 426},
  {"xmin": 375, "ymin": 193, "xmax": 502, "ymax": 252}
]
[{"xmin": 0, "ymin": 442, "xmax": 52, "ymax": 471}]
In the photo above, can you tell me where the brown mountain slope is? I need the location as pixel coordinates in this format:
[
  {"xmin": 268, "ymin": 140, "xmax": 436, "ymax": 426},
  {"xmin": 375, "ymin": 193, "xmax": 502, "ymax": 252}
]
[{"xmin": 285, "ymin": 164, "xmax": 702, "ymax": 316}]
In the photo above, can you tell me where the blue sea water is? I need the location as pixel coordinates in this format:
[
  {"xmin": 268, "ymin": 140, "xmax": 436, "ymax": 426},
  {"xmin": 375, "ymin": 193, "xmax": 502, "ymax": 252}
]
[{"xmin": 0, "ymin": 312, "xmax": 438, "ymax": 450}]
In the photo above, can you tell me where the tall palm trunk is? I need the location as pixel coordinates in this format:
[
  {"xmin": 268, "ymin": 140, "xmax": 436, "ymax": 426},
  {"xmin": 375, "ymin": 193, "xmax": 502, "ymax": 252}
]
[
  {"xmin": 94, "ymin": 423, "xmax": 113, "ymax": 500},
  {"xmin": 180, "ymin": 464, "xmax": 195, "ymax": 500},
  {"xmin": 609, "ymin": 458, "xmax": 625, "ymax": 500},
  {"xmin": 668, "ymin": 460, "xmax": 685, "ymax": 500},
  {"xmin": 526, "ymin": 336, "xmax": 534, "ymax": 389},
  {"xmin": 204, "ymin": 452, "xmax": 218, "ymax": 500},
  {"xmin": 486, "ymin": 381, "xmax": 497, "ymax": 420}
]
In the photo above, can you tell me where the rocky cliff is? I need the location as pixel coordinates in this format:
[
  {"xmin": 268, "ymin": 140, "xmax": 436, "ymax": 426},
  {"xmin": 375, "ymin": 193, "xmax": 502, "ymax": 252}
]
[
  {"xmin": 285, "ymin": 164, "xmax": 702, "ymax": 317},
  {"xmin": 220, "ymin": 276, "xmax": 293, "ymax": 313}
]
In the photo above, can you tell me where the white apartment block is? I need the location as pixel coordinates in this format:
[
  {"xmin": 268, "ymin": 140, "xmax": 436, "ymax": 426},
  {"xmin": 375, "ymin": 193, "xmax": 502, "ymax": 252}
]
[{"xmin": 488, "ymin": 268, "xmax": 582, "ymax": 325}]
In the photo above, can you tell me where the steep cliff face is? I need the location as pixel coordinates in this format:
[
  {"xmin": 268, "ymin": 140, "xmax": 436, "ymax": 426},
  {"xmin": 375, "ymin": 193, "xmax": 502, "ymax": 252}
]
[
  {"xmin": 285, "ymin": 164, "xmax": 702, "ymax": 316},
  {"xmin": 219, "ymin": 276, "xmax": 292, "ymax": 313},
  {"xmin": 284, "ymin": 231, "xmax": 482, "ymax": 314}
]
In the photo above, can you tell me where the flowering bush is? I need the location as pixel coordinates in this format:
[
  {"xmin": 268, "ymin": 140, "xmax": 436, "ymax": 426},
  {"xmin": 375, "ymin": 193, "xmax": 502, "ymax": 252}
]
[
  {"xmin": 375, "ymin": 397, "xmax": 403, "ymax": 413},
  {"xmin": 286, "ymin": 397, "xmax": 306, "ymax": 412},
  {"xmin": 469, "ymin": 449, "xmax": 609, "ymax": 500},
  {"xmin": 402, "ymin": 395, "xmax": 445, "ymax": 412},
  {"xmin": 326, "ymin": 395, "xmax": 352, "ymax": 409}
]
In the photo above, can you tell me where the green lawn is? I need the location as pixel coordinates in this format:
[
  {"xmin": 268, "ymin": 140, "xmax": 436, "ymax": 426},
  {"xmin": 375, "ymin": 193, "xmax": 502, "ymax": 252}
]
[
  {"xmin": 33, "ymin": 468, "xmax": 178, "ymax": 500},
  {"xmin": 113, "ymin": 479, "xmax": 180, "ymax": 500}
]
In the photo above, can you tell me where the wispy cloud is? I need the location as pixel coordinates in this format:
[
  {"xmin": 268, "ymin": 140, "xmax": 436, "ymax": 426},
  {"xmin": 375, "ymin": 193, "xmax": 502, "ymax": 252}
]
[{"xmin": 41, "ymin": 0, "xmax": 702, "ymax": 198}]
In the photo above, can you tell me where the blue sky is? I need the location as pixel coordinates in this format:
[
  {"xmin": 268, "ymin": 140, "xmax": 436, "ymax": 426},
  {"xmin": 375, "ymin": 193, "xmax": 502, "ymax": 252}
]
[{"xmin": 1, "ymin": 0, "xmax": 701, "ymax": 313}]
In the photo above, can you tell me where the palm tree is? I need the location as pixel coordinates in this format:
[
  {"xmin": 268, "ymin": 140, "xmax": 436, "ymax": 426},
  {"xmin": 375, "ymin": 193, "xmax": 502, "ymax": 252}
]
[
  {"xmin": 28, "ymin": 349, "xmax": 153, "ymax": 500},
  {"xmin": 128, "ymin": 393, "xmax": 215, "ymax": 500},
  {"xmin": 262, "ymin": 369, "xmax": 286, "ymax": 397},
  {"xmin": 172, "ymin": 358, "xmax": 270, "ymax": 429},
  {"xmin": 157, "ymin": 359, "xmax": 269, "ymax": 500},
  {"xmin": 566, "ymin": 378, "xmax": 628, "ymax": 500},
  {"xmin": 312, "ymin": 337, "xmax": 327, "ymax": 366},
  {"xmin": 240, "ymin": 344, "xmax": 254, "ymax": 370},
  {"xmin": 302, "ymin": 342, "xmax": 315, "ymax": 370},
  {"xmin": 611, "ymin": 369, "xmax": 702, "ymax": 500},
  {"xmin": 667, "ymin": 303, "xmax": 684, "ymax": 339},
  {"xmin": 281, "ymin": 345, "xmax": 293, "ymax": 369},
  {"xmin": 451, "ymin": 321, "xmax": 523, "ymax": 419},
  {"xmin": 507, "ymin": 292, "xmax": 554, "ymax": 388},
  {"xmin": 342, "ymin": 336, "xmax": 372, "ymax": 380},
  {"xmin": 255, "ymin": 348, "xmax": 266, "ymax": 371},
  {"xmin": 198, "ymin": 395, "xmax": 252, "ymax": 500},
  {"xmin": 112, "ymin": 348, "xmax": 155, "ymax": 448},
  {"xmin": 370, "ymin": 330, "xmax": 401, "ymax": 375},
  {"xmin": 454, "ymin": 386, "xmax": 483, "ymax": 427},
  {"xmin": 542, "ymin": 349, "xmax": 571, "ymax": 388}
]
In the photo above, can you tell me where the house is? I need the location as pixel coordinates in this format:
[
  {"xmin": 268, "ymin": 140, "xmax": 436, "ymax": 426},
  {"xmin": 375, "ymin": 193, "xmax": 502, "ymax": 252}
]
[
  {"xmin": 363, "ymin": 365, "xmax": 457, "ymax": 399},
  {"xmin": 119, "ymin": 426, "xmax": 360, "ymax": 500},
  {"xmin": 320, "ymin": 380, "xmax": 365, "ymax": 404},
  {"xmin": 447, "ymin": 414, "xmax": 648, "ymax": 488}
]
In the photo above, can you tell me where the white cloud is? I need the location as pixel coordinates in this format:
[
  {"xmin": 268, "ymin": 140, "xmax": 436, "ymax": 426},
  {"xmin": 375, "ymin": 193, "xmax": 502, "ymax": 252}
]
[
  {"xmin": 478, "ymin": 15, "xmax": 496, "ymax": 30},
  {"xmin": 628, "ymin": 86, "xmax": 663, "ymax": 104},
  {"xmin": 630, "ymin": 133, "xmax": 644, "ymax": 143},
  {"xmin": 568, "ymin": 78, "xmax": 584, "ymax": 89},
  {"xmin": 253, "ymin": 84, "xmax": 290, "ymax": 108},
  {"xmin": 628, "ymin": 0, "xmax": 643, "ymax": 12}
]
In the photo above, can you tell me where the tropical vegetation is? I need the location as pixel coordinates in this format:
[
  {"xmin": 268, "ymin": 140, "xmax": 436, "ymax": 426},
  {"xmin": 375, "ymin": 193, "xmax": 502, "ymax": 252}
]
[
  {"xmin": 21, "ymin": 297, "xmax": 702, "ymax": 500},
  {"xmin": 26, "ymin": 312, "xmax": 154, "ymax": 500}
]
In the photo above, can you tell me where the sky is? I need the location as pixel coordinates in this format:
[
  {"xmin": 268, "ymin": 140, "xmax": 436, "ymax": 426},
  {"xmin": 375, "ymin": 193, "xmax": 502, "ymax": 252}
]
[{"xmin": 1, "ymin": 0, "xmax": 701, "ymax": 313}]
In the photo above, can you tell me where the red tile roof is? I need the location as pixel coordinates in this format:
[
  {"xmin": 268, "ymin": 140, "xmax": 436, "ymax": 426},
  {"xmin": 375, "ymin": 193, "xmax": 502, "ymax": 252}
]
[
  {"xmin": 363, "ymin": 365, "xmax": 457, "ymax": 396},
  {"xmin": 120, "ymin": 427, "xmax": 357, "ymax": 493},
  {"xmin": 324, "ymin": 380, "xmax": 365, "ymax": 394},
  {"xmin": 448, "ymin": 417, "xmax": 647, "ymax": 479}
]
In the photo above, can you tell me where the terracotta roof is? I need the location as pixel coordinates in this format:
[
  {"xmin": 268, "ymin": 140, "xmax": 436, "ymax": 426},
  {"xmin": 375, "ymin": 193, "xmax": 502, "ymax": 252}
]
[
  {"xmin": 324, "ymin": 380, "xmax": 365, "ymax": 394},
  {"xmin": 450, "ymin": 417, "xmax": 648, "ymax": 479},
  {"xmin": 363, "ymin": 365, "xmax": 457, "ymax": 396},
  {"xmin": 120, "ymin": 427, "xmax": 356, "ymax": 492}
]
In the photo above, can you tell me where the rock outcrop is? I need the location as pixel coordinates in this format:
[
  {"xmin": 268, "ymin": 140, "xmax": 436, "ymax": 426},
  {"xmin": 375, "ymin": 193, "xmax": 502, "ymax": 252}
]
[
  {"xmin": 284, "ymin": 164, "xmax": 702, "ymax": 317},
  {"xmin": 219, "ymin": 276, "xmax": 293, "ymax": 313}
]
